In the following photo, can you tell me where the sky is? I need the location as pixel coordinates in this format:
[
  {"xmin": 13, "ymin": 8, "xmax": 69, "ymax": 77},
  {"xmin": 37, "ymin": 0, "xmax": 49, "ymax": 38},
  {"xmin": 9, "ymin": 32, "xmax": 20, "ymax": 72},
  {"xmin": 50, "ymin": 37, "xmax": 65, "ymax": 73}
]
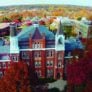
[{"xmin": 0, "ymin": 0, "xmax": 92, "ymax": 7}]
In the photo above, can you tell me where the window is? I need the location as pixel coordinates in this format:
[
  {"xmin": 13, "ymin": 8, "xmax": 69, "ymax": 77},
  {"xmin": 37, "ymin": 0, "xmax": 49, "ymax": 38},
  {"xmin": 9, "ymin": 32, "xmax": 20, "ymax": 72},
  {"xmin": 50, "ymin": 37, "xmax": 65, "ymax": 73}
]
[
  {"xmin": 57, "ymin": 72, "xmax": 61, "ymax": 79},
  {"xmin": 34, "ymin": 42, "xmax": 37, "ymax": 48},
  {"xmin": 32, "ymin": 42, "xmax": 41, "ymax": 48},
  {"xmin": 2, "ymin": 55, "xmax": 10, "ymax": 60},
  {"xmin": 46, "ymin": 51, "xmax": 49, "ymax": 57},
  {"xmin": 34, "ymin": 52, "xmax": 41, "ymax": 58},
  {"xmin": 35, "ymin": 62, "xmax": 38, "ymax": 67},
  {"xmin": 35, "ymin": 61, "xmax": 41, "ymax": 68},
  {"xmin": 58, "ymin": 37, "xmax": 63, "ymax": 45},
  {"xmin": 32, "ymin": 42, "xmax": 37, "ymax": 48},
  {"xmin": 12, "ymin": 56, "xmax": 18, "ymax": 61},
  {"xmin": 8, "ymin": 62, "xmax": 11, "ymax": 68},
  {"xmin": 46, "ymin": 60, "xmax": 53, "ymax": 67},
  {"xmin": 58, "ymin": 61, "xmax": 62, "ymax": 68},
  {"xmin": 50, "ymin": 61, "xmax": 53, "ymax": 66},
  {"xmin": 58, "ymin": 53, "xmax": 62, "ymax": 60},
  {"xmin": 36, "ymin": 70, "xmax": 41, "ymax": 77},
  {"xmin": 47, "ymin": 69, "xmax": 53, "ymax": 78},
  {"xmin": 0, "ymin": 63, "xmax": 1, "ymax": 69},
  {"xmin": 46, "ymin": 51, "xmax": 53, "ymax": 57},
  {"xmin": 32, "ymin": 44, "xmax": 35, "ymax": 48},
  {"xmin": 51, "ymin": 51, "xmax": 53, "ymax": 57},
  {"xmin": 68, "ymin": 52, "xmax": 71, "ymax": 56},
  {"xmin": 0, "ymin": 72, "xmax": 3, "ymax": 77},
  {"xmin": 3, "ymin": 62, "xmax": 6, "ymax": 68},
  {"xmin": 37, "ymin": 42, "xmax": 41, "ymax": 48},
  {"xmin": 22, "ymin": 52, "xmax": 29, "ymax": 59},
  {"xmin": 46, "ymin": 61, "xmax": 49, "ymax": 66},
  {"xmin": 27, "ymin": 62, "xmax": 30, "ymax": 65}
]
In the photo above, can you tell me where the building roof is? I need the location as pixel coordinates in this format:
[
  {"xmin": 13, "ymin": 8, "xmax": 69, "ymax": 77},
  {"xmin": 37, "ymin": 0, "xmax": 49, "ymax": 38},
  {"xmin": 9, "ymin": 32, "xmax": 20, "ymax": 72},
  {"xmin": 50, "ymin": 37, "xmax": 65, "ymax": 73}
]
[
  {"xmin": 0, "ymin": 38, "xmax": 4, "ymax": 46},
  {"xmin": 65, "ymin": 37, "xmax": 84, "ymax": 51},
  {"xmin": 0, "ymin": 46, "xmax": 10, "ymax": 54},
  {"xmin": 17, "ymin": 24, "xmax": 55, "ymax": 41},
  {"xmin": 0, "ymin": 54, "xmax": 10, "ymax": 61},
  {"xmin": 0, "ymin": 23, "xmax": 10, "ymax": 30}
]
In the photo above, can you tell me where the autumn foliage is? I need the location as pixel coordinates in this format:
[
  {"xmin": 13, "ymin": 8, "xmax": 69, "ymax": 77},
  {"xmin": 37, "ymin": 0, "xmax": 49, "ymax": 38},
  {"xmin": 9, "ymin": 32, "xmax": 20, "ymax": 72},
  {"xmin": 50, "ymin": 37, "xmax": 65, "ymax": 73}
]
[
  {"xmin": 67, "ymin": 51, "xmax": 92, "ymax": 92},
  {"xmin": 0, "ymin": 62, "xmax": 35, "ymax": 92}
]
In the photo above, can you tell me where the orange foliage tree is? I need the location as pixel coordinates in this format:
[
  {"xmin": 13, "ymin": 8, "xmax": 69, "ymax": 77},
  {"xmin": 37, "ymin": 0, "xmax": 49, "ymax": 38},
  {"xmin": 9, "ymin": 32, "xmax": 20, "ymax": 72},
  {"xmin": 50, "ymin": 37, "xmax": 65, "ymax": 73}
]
[{"xmin": 8, "ymin": 13, "xmax": 22, "ymax": 22}]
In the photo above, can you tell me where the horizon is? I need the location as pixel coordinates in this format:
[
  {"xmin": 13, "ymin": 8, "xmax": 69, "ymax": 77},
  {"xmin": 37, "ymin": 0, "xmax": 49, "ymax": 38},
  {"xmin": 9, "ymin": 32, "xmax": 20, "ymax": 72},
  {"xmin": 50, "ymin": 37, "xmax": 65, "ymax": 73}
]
[{"xmin": 0, "ymin": 0, "xmax": 92, "ymax": 7}]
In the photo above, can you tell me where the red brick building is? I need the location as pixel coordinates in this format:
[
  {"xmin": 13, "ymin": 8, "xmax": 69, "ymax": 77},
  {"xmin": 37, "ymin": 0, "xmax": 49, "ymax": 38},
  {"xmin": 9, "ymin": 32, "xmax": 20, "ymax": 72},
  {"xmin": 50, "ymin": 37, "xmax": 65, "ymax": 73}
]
[
  {"xmin": 0, "ymin": 21, "xmax": 85, "ymax": 79},
  {"xmin": 8, "ymin": 21, "xmax": 65, "ymax": 79}
]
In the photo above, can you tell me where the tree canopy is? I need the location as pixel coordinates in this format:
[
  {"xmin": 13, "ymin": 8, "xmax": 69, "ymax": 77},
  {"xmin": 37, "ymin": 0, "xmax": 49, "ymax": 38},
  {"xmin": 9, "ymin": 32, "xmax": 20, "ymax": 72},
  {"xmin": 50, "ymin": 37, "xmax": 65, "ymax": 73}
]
[{"xmin": 0, "ymin": 62, "xmax": 36, "ymax": 92}]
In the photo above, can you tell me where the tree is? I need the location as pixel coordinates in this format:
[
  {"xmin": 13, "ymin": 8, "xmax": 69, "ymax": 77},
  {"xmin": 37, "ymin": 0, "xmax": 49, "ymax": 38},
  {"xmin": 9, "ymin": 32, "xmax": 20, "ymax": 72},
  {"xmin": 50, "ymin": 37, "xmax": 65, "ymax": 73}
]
[
  {"xmin": 9, "ymin": 13, "xmax": 22, "ymax": 22},
  {"xmin": 0, "ymin": 17, "xmax": 11, "ymax": 22},
  {"xmin": 67, "ymin": 50, "xmax": 92, "ymax": 92},
  {"xmin": 0, "ymin": 62, "xmax": 33, "ymax": 92}
]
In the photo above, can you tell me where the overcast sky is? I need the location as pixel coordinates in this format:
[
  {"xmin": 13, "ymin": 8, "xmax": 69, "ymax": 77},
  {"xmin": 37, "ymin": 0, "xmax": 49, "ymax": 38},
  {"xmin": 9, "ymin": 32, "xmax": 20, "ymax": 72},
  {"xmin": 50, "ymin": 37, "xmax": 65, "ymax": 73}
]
[{"xmin": 0, "ymin": 0, "xmax": 92, "ymax": 7}]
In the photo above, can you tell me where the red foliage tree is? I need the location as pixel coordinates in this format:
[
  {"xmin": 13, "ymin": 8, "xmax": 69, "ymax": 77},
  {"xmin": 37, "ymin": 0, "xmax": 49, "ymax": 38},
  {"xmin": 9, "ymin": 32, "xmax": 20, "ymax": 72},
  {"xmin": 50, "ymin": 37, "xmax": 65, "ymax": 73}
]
[
  {"xmin": 0, "ymin": 62, "xmax": 32, "ymax": 92},
  {"xmin": 67, "ymin": 50, "xmax": 92, "ymax": 92},
  {"xmin": 39, "ymin": 20, "xmax": 45, "ymax": 25}
]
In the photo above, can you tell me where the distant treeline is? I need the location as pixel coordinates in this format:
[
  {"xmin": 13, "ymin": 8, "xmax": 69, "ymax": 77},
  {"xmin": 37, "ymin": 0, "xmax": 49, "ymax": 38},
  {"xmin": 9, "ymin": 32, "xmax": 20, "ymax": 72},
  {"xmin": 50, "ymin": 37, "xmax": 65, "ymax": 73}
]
[{"xmin": 0, "ymin": 4, "xmax": 92, "ymax": 11}]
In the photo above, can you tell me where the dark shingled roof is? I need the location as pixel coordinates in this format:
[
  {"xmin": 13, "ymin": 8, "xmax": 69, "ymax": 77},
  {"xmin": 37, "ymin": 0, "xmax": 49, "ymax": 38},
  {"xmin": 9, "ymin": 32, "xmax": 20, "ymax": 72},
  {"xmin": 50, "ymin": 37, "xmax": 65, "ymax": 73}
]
[
  {"xmin": 0, "ymin": 46, "xmax": 10, "ymax": 54},
  {"xmin": 17, "ymin": 25, "xmax": 55, "ymax": 41},
  {"xmin": 65, "ymin": 38, "xmax": 84, "ymax": 51}
]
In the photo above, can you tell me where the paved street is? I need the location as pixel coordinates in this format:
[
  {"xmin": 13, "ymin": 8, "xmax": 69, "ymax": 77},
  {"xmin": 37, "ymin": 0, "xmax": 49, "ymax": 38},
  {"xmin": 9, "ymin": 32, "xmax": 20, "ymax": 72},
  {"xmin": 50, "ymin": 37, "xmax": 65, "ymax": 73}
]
[{"xmin": 48, "ymin": 79, "xmax": 67, "ymax": 92}]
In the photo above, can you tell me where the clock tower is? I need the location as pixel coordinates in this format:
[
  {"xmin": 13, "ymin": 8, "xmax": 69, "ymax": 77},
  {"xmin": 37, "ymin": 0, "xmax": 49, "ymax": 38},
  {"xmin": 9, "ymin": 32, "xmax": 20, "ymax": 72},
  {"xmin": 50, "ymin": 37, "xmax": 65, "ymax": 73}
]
[
  {"xmin": 55, "ymin": 20, "xmax": 65, "ymax": 51},
  {"xmin": 54, "ymin": 20, "xmax": 65, "ymax": 79},
  {"xmin": 10, "ymin": 23, "xmax": 19, "ymax": 62}
]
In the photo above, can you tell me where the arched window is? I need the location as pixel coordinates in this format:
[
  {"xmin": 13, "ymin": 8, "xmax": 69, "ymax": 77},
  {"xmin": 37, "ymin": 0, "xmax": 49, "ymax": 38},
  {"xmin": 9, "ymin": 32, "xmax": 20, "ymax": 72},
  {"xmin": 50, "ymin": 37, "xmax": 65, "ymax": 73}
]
[
  {"xmin": 58, "ymin": 61, "xmax": 62, "ymax": 68},
  {"xmin": 58, "ymin": 53, "xmax": 62, "ymax": 60}
]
